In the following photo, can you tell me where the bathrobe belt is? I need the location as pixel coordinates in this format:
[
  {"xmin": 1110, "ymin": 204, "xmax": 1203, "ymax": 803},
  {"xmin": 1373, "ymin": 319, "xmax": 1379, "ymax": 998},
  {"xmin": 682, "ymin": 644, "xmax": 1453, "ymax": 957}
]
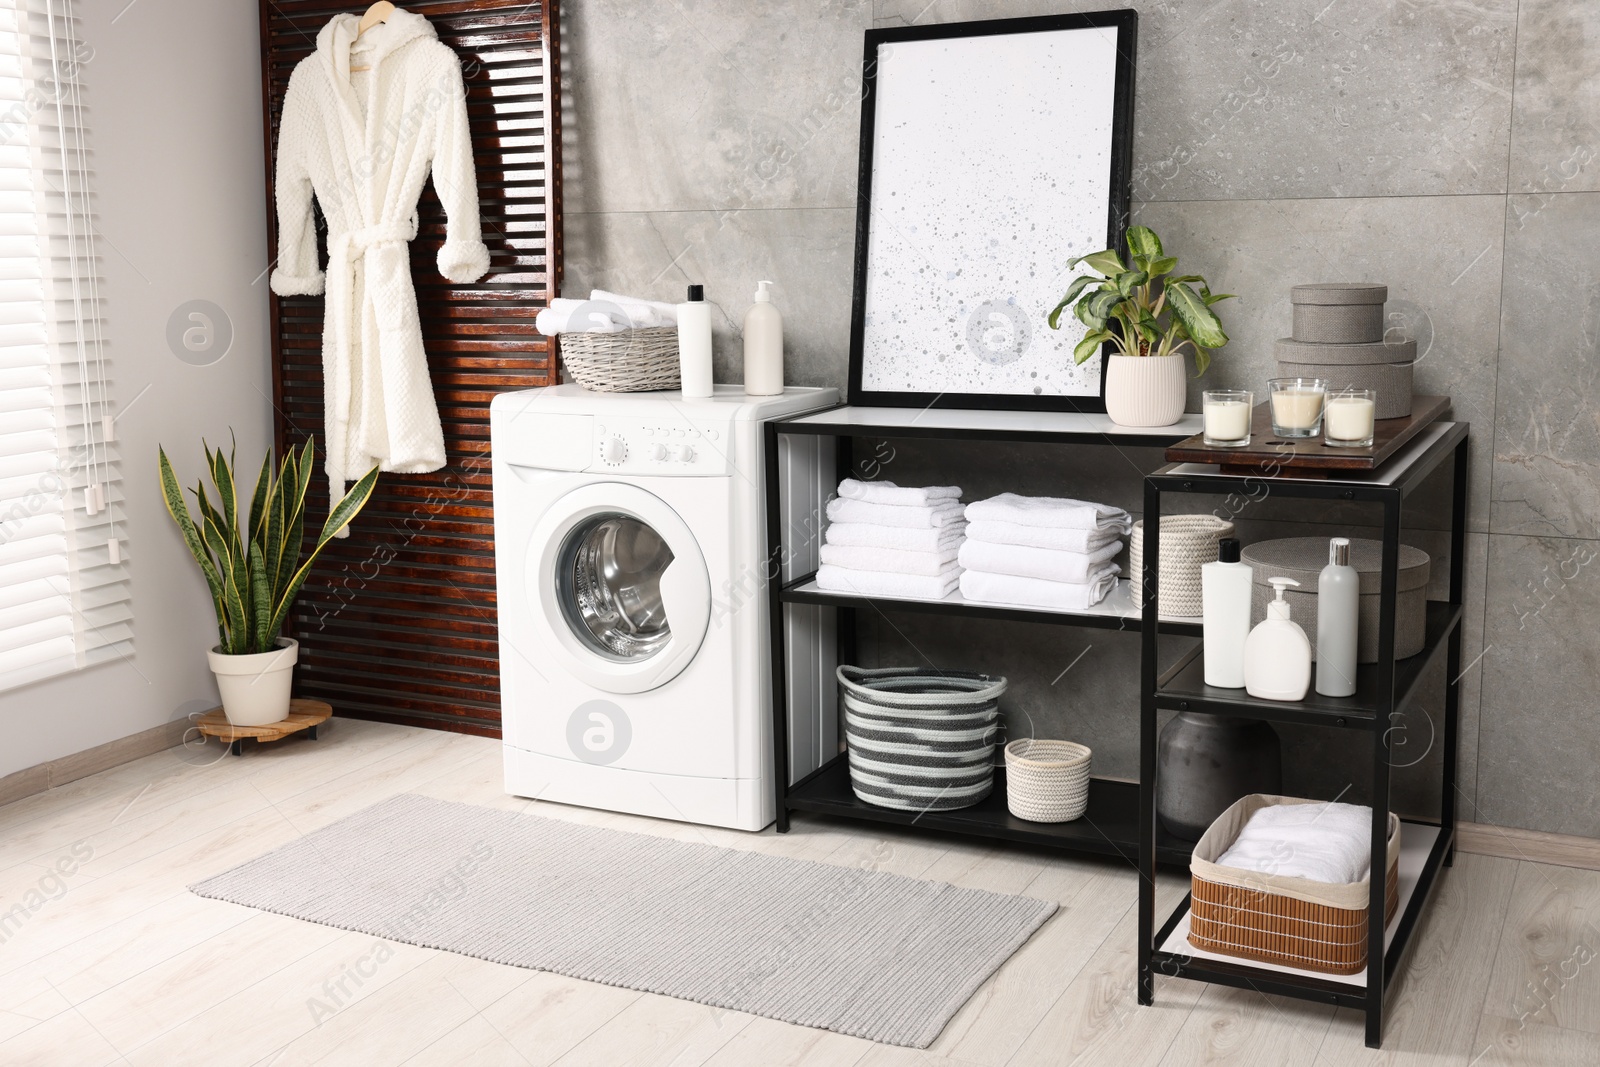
[{"xmin": 321, "ymin": 214, "xmax": 421, "ymax": 500}]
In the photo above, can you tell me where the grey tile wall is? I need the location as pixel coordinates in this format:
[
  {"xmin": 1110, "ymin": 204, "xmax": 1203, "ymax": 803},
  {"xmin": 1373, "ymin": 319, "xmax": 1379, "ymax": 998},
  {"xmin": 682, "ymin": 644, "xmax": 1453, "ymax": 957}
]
[{"xmin": 557, "ymin": 1, "xmax": 1600, "ymax": 838}]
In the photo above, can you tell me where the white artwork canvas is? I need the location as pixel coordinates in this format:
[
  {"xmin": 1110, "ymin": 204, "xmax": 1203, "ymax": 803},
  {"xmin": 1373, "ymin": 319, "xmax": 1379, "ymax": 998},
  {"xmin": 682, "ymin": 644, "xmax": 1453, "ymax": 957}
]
[{"xmin": 857, "ymin": 26, "xmax": 1122, "ymax": 402}]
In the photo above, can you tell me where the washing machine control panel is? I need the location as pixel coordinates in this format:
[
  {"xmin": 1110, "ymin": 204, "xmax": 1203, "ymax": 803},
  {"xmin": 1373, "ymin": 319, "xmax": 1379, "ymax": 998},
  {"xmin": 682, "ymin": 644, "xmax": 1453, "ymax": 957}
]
[{"xmin": 590, "ymin": 418, "xmax": 729, "ymax": 476}]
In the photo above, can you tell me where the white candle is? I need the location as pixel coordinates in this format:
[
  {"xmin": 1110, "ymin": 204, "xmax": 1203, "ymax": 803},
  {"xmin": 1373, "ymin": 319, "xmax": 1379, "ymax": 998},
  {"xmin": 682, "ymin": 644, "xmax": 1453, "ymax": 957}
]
[
  {"xmin": 1326, "ymin": 395, "xmax": 1376, "ymax": 442},
  {"xmin": 1204, "ymin": 399, "xmax": 1251, "ymax": 441},
  {"xmin": 1271, "ymin": 388, "xmax": 1325, "ymax": 430}
]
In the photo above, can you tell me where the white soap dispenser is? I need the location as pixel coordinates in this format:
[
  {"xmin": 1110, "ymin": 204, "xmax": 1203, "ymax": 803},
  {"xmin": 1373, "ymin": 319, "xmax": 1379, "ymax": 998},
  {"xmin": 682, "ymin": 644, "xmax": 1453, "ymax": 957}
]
[
  {"xmin": 743, "ymin": 280, "xmax": 783, "ymax": 396},
  {"xmin": 1243, "ymin": 577, "xmax": 1311, "ymax": 702}
]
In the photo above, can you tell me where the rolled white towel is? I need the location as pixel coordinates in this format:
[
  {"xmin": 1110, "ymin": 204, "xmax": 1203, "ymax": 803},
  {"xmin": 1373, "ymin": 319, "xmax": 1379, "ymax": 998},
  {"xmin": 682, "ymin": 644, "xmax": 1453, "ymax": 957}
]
[
  {"xmin": 959, "ymin": 564, "xmax": 1119, "ymax": 611},
  {"xmin": 535, "ymin": 298, "xmax": 628, "ymax": 337},
  {"xmin": 837, "ymin": 478, "xmax": 962, "ymax": 507},
  {"xmin": 965, "ymin": 493, "xmax": 1133, "ymax": 533},
  {"xmin": 816, "ymin": 562, "xmax": 961, "ymax": 600},
  {"xmin": 965, "ymin": 519, "xmax": 1121, "ymax": 554},
  {"xmin": 820, "ymin": 542, "xmax": 960, "ymax": 576},
  {"xmin": 825, "ymin": 521, "xmax": 966, "ymax": 553},
  {"xmin": 958, "ymin": 538, "xmax": 1121, "ymax": 585},
  {"xmin": 826, "ymin": 497, "xmax": 965, "ymax": 529},
  {"xmin": 591, "ymin": 289, "xmax": 679, "ymax": 327},
  {"xmin": 1217, "ymin": 801, "xmax": 1377, "ymax": 885}
]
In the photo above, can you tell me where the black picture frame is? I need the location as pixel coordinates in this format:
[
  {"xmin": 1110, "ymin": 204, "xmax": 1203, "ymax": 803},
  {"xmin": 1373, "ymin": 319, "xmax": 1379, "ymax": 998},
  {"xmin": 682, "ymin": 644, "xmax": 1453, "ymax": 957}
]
[{"xmin": 845, "ymin": 9, "xmax": 1138, "ymax": 413}]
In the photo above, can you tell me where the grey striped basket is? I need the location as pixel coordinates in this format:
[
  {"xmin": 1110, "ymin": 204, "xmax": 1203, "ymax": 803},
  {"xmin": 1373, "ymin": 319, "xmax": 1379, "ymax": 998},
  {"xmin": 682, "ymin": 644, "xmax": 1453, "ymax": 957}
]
[{"xmin": 839, "ymin": 665, "xmax": 1006, "ymax": 813}]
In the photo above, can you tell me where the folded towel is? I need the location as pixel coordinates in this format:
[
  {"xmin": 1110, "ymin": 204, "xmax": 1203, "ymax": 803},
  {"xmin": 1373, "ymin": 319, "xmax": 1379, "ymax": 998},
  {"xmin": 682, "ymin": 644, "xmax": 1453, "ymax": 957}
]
[
  {"xmin": 825, "ymin": 521, "xmax": 967, "ymax": 553},
  {"xmin": 965, "ymin": 493, "xmax": 1133, "ymax": 533},
  {"xmin": 965, "ymin": 520, "xmax": 1121, "ymax": 554},
  {"xmin": 826, "ymin": 497, "xmax": 965, "ymax": 529},
  {"xmin": 590, "ymin": 288, "xmax": 680, "ymax": 328},
  {"xmin": 1217, "ymin": 801, "xmax": 1377, "ymax": 885},
  {"xmin": 959, "ymin": 565, "xmax": 1119, "ymax": 610},
  {"xmin": 535, "ymin": 298, "xmax": 628, "ymax": 337},
  {"xmin": 958, "ymin": 538, "xmax": 1121, "ymax": 584},
  {"xmin": 816, "ymin": 563, "xmax": 961, "ymax": 600},
  {"xmin": 837, "ymin": 478, "xmax": 963, "ymax": 507},
  {"xmin": 820, "ymin": 543, "xmax": 960, "ymax": 576}
]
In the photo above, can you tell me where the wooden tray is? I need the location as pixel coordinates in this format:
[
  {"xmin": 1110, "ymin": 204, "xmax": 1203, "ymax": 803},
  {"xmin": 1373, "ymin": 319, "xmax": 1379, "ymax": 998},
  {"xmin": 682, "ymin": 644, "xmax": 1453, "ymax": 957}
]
[
  {"xmin": 1165, "ymin": 395, "xmax": 1449, "ymax": 475},
  {"xmin": 196, "ymin": 699, "xmax": 331, "ymax": 756}
]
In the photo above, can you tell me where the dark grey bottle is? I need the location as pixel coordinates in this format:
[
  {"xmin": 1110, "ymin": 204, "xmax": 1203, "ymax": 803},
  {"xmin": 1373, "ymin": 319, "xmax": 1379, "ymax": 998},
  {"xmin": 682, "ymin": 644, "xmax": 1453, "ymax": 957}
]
[{"xmin": 1156, "ymin": 713, "xmax": 1282, "ymax": 840}]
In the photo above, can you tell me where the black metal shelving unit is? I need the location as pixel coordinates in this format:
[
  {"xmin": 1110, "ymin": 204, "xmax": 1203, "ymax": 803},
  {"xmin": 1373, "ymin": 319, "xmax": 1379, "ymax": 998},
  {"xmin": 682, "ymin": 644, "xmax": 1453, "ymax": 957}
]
[
  {"xmin": 1136, "ymin": 420, "xmax": 1470, "ymax": 1049},
  {"xmin": 762, "ymin": 404, "xmax": 1206, "ymax": 865}
]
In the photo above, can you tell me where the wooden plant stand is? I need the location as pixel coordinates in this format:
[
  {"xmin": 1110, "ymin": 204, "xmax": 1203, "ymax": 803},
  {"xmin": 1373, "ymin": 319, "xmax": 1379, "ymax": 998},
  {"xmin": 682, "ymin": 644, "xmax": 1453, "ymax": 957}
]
[{"xmin": 196, "ymin": 699, "xmax": 332, "ymax": 756}]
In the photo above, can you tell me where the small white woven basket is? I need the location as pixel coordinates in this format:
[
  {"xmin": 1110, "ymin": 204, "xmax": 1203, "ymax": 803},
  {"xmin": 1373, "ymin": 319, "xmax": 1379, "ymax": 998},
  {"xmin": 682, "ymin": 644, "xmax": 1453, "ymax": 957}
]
[
  {"xmin": 559, "ymin": 327, "xmax": 681, "ymax": 392},
  {"xmin": 1004, "ymin": 739, "xmax": 1092, "ymax": 823},
  {"xmin": 1129, "ymin": 514, "xmax": 1235, "ymax": 618}
]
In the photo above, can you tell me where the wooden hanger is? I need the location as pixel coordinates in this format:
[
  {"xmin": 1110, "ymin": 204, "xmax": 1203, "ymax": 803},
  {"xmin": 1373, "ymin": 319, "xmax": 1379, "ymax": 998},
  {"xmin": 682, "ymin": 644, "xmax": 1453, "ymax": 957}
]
[{"xmin": 349, "ymin": 2, "xmax": 396, "ymax": 72}]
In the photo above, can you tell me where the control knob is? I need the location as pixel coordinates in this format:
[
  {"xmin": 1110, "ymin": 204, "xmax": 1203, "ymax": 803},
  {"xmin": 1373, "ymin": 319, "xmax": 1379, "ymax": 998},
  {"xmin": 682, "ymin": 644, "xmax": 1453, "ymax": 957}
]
[{"xmin": 599, "ymin": 435, "xmax": 627, "ymax": 465}]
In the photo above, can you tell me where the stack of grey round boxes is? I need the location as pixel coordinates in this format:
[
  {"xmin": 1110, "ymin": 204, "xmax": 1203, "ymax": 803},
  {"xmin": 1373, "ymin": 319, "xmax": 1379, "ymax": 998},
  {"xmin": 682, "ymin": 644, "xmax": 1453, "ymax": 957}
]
[{"xmin": 1276, "ymin": 283, "xmax": 1414, "ymax": 419}]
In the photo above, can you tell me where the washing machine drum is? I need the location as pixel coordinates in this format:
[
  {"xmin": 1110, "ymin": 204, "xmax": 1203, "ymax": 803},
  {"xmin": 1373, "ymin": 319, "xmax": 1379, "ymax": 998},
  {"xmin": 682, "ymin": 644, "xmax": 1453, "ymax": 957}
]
[
  {"xmin": 528, "ymin": 483, "xmax": 711, "ymax": 694},
  {"xmin": 561, "ymin": 514, "xmax": 676, "ymax": 660}
]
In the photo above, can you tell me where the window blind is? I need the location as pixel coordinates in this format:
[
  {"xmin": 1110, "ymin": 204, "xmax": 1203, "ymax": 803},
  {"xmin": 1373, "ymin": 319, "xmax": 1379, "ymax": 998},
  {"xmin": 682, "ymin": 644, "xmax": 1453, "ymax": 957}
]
[{"xmin": 0, "ymin": 0, "xmax": 128, "ymax": 692}]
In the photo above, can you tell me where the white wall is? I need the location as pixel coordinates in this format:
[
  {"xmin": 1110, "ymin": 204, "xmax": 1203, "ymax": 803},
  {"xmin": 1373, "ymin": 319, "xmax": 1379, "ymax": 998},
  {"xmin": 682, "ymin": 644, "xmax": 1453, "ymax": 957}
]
[{"xmin": 0, "ymin": 0, "xmax": 270, "ymax": 776}]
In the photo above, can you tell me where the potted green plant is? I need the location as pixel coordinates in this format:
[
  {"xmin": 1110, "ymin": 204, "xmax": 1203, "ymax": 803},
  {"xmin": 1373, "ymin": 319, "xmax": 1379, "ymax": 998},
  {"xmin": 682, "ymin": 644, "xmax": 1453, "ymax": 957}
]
[
  {"xmin": 1049, "ymin": 225, "xmax": 1233, "ymax": 427},
  {"xmin": 158, "ymin": 438, "xmax": 378, "ymax": 727}
]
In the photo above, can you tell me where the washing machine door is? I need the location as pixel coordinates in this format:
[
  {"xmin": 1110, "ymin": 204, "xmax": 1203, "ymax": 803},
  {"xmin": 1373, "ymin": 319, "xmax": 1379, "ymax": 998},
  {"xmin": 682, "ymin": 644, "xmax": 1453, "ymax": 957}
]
[{"xmin": 526, "ymin": 482, "xmax": 711, "ymax": 694}]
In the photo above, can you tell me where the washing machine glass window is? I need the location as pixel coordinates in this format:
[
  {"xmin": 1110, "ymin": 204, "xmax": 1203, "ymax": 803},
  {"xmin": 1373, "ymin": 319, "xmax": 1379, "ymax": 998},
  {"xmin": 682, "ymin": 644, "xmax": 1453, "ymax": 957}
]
[{"xmin": 557, "ymin": 512, "xmax": 677, "ymax": 660}]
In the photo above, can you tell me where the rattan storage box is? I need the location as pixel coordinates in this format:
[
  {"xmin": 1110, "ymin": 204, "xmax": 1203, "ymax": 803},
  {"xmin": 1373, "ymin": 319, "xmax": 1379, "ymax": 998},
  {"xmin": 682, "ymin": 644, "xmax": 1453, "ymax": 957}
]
[{"xmin": 1190, "ymin": 794, "xmax": 1400, "ymax": 975}]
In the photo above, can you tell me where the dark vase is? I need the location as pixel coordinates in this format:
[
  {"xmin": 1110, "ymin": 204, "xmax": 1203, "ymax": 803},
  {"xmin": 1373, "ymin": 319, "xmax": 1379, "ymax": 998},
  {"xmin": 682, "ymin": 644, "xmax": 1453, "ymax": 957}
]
[{"xmin": 1157, "ymin": 712, "xmax": 1282, "ymax": 840}]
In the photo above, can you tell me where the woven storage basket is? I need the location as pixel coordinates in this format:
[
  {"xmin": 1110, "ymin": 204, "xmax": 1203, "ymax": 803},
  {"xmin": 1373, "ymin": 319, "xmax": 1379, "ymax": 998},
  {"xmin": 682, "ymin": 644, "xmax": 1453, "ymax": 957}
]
[
  {"xmin": 1189, "ymin": 794, "xmax": 1401, "ymax": 975},
  {"xmin": 559, "ymin": 327, "xmax": 680, "ymax": 392},
  {"xmin": 1129, "ymin": 515, "xmax": 1234, "ymax": 618},
  {"xmin": 1004, "ymin": 739, "xmax": 1091, "ymax": 822},
  {"xmin": 840, "ymin": 665, "xmax": 1005, "ymax": 813}
]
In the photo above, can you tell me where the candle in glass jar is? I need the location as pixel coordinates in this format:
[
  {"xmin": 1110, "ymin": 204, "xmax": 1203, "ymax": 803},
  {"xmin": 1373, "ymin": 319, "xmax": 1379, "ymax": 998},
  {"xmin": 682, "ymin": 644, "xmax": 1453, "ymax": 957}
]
[
  {"xmin": 1271, "ymin": 387, "xmax": 1325, "ymax": 430},
  {"xmin": 1204, "ymin": 399, "xmax": 1251, "ymax": 441},
  {"xmin": 1326, "ymin": 394, "xmax": 1376, "ymax": 443}
]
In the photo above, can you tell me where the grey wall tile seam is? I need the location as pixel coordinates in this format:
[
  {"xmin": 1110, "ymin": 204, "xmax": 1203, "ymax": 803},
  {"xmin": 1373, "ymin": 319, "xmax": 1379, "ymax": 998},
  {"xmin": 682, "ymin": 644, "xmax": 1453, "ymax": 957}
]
[
  {"xmin": 1480, "ymin": 0, "xmax": 1521, "ymax": 817},
  {"xmin": 565, "ymin": 207, "xmax": 857, "ymax": 217},
  {"xmin": 1133, "ymin": 191, "xmax": 1513, "ymax": 208}
]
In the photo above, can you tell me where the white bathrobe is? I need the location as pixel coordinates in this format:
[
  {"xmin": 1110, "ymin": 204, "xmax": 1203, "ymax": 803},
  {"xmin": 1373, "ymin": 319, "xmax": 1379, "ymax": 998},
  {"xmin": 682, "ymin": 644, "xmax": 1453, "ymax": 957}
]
[{"xmin": 270, "ymin": 10, "xmax": 489, "ymax": 506}]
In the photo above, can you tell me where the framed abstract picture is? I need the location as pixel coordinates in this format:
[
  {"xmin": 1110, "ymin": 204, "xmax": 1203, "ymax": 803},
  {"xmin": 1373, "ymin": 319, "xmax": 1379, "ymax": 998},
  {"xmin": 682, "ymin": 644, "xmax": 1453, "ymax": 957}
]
[{"xmin": 846, "ymin": 10, "xmax": 1137, "ymax": 412}]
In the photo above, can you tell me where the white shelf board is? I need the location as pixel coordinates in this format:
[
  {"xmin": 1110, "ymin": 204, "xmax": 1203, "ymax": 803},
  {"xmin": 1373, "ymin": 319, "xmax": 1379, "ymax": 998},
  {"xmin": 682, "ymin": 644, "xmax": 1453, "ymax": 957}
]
[
  {"xmin": 790, "ymin": 576, "xmax": 1200, "ymax": 628},
  {"xmin": 1160, "ymin": 822, "xmax": 1441, "ymax": 987},
  {"xmin": 787, "ymin": 405, "xmax": 1206, "ymax": 439}
]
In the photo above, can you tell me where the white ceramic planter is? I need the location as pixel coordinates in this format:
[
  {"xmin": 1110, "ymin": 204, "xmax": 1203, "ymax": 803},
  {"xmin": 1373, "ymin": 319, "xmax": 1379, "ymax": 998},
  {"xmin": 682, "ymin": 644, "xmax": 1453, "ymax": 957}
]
[
  {"xmin": 208, "ymin": 638, "xmax": 298, "ymax": 727},
  {"xmin": 1104, "ymin": 353, "xmax": 1187, "ymax": 427}
]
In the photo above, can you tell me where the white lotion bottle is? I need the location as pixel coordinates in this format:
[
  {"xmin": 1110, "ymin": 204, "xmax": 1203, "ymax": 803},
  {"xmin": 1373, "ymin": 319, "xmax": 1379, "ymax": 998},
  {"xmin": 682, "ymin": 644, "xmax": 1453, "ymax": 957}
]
[
  {"xmin": 743, "ymin": 280, "xmax": 783, "ymax": 396},
  {"xmin": 1316, "ymin": 537, "xmax": 1360, "ymax": 697},
  {"xmin": 1243, "ymin": 577, "xmax": 1311, "ymax": 702},
  {"xmin": 677, "ymin": 283, "xmax": 714, "ymax": 398},
  {"xmin": 1201, "ymin": 537, "xmax": 1253, "ymax": 688}
]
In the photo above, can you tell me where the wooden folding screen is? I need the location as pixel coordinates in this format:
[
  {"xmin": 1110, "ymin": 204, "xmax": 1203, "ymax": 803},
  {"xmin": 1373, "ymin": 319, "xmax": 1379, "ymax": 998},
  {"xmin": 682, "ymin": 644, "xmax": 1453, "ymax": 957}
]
[{"xmin": 260, "ymin": 1, "xmax": 561, "ymax": 736}]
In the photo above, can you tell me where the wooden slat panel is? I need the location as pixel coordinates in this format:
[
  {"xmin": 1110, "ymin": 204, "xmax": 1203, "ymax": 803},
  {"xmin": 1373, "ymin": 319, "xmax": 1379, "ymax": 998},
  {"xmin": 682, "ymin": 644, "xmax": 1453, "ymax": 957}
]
[{"xmin": 262, "ymin": 0, "xmax": 561, "ymax": 737}]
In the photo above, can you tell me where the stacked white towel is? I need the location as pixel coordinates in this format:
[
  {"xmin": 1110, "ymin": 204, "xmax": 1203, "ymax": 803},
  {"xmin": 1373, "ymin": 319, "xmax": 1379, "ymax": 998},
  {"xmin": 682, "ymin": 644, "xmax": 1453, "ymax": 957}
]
[
  {"xmin": 536, "ymin": 290, "xmax": 681, "ymax": 336},
  {"xmin": 1217, "ymin": 801, "xmax": 1377, "ymax": 884},
  {"xmin": 957, "ymin": 493, "xmax": 1132, "ymax": 610},
  {"xmin": 816, "ymin": 480, "xmax": 966, "ymax": 599}
]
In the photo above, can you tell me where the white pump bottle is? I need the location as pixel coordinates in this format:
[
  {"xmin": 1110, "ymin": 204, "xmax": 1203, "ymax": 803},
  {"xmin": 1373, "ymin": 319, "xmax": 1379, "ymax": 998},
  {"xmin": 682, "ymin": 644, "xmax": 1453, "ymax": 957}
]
[
  {"xmin": 743, "ymin": 280, "xmax": 783, "ymax": 396},
  {"xmin": 1243, "ymin": 577, "xmax": 1312, "ymax": 702}
]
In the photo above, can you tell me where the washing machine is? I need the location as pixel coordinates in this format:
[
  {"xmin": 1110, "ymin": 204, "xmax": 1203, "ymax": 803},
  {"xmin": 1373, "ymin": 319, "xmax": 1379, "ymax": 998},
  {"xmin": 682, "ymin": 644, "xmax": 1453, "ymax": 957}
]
[{"xmin": 491, "ymin": 383, "xmax": 839, "ymax": 831}]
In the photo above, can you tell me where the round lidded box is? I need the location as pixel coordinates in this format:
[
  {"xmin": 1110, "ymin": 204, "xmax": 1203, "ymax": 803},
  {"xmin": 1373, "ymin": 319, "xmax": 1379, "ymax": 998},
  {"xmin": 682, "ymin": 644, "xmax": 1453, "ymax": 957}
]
[
  {"xmin": 1290, "ymin": 283, "xmax": 1388, "ymax": 345},
  {"xmin": 1275, "ymin": 337, "xmax": 1416, "ymax": 420},
  {"xmin": 1241, "ymin": 537, "xmax": 1430, "ymax": 663}
]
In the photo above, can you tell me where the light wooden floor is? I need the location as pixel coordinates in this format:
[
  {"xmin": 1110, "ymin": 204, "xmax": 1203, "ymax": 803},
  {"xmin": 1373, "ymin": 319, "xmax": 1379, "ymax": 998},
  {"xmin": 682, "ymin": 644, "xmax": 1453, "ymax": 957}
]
[{"xmin": 1, "ymin": 718, "xmax": 1596, "ymax": 1066}]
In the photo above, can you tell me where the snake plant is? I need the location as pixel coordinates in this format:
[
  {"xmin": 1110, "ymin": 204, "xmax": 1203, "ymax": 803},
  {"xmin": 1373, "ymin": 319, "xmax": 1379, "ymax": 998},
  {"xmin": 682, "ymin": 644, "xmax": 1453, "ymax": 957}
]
[
  {"xmin": 1048, "ymin": 225, "xmax": 1234, "ymax": 376},
  {"xmin": 158, "ymin": 437, "xmax": 378, "ymax": 655}
]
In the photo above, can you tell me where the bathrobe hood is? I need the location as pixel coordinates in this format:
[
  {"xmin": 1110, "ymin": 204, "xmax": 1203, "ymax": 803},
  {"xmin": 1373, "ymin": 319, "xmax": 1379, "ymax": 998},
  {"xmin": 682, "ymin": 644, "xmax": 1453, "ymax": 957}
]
[{"xmin": 270, "ymin": 9, "xmax": 490, "ymax": 521}]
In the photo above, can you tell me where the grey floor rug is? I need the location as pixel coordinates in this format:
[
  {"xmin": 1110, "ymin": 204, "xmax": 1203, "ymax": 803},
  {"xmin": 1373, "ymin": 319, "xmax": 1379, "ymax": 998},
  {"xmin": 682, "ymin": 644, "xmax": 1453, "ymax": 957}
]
[{"xmin": 190, "ymin": 793, "xmax": 1055, "ymax": 1048}]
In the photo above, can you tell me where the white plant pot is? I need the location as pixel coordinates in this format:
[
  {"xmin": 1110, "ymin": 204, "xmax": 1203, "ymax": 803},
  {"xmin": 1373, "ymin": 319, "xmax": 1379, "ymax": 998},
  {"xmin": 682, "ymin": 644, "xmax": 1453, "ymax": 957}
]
[
  {"xmin": 208, "ymin": 638, "xmax": 298, "ymax": 727},
  {"xmin": 1104, "ymin": 353, "xmax": 1187, "ymax": 427}
]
